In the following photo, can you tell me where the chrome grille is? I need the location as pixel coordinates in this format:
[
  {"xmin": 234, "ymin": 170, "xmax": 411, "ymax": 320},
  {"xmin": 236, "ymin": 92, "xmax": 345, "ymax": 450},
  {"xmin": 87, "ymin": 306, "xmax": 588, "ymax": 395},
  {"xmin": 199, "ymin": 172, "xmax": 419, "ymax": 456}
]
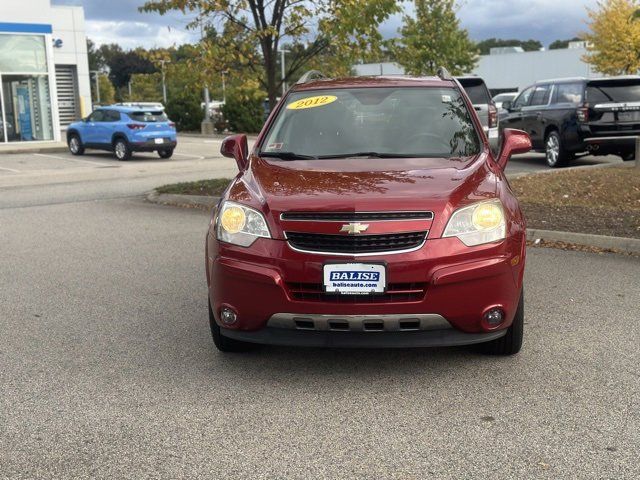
[
  {"xmin": 281, "ymin": 211, "xmax": 433, "ymax": 221},
  {"xmin": 286, "ymin": 231, "xmax": 427, "ymax": 254}
]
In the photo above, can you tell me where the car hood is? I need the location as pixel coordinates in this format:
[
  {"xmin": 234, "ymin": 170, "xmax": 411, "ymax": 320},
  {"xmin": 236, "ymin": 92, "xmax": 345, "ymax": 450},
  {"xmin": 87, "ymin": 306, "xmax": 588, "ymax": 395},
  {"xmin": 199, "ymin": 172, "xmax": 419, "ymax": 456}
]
[{"xmin": 228, "ymin": 153, "xmax": 498, "ymax": 238}]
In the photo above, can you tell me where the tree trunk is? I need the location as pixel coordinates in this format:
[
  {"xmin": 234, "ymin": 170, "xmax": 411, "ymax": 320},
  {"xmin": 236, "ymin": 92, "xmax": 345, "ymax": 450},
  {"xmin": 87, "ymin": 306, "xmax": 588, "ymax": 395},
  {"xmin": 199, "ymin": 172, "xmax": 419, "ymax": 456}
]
[{"xmin": 261, "ymin": 40, "xmax": 278, "ymax": 111}]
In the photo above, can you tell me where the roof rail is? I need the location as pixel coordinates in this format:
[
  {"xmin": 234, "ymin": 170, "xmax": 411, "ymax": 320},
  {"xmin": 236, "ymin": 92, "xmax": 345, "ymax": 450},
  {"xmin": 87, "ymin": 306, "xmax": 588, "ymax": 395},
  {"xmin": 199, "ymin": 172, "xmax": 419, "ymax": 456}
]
[
  {"xmin": 296, "ymin": 70, "xmax": 327, "ymax": 85},
  {"xmin": 436, "ymin": 66, "xmax": 452, "ymax": 81}
]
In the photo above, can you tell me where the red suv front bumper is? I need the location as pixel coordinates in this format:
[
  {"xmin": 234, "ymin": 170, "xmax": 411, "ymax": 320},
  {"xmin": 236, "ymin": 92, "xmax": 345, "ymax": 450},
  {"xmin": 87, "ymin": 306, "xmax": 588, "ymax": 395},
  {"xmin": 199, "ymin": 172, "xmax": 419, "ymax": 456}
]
[{"xmin": 206, "ymin": 231, "xmax": 525, "ymax": 347}]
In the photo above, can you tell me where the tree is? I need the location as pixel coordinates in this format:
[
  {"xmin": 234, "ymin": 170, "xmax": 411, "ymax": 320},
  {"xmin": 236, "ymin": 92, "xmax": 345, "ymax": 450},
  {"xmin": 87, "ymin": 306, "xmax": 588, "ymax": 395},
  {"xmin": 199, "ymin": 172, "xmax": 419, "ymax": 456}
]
[
  {"xmin": 392, "ymin": 0, "xmax": 477, "ymax": 76},
  {"xmin": 128, "ymin": 73, "xmax": 163, "ymax": 102},
  {"xmin": 86, "ymin": 39, "xmax": 105, "ymax": 72},
  {"xmin": 98, "ymin": 44, "xmax": 157, "ymax": 89},
  {"xmin": 548, "ymin": 37, "xmax": 581, "ymax": 50},
  {"xmin": 139, "ymin": 0, "xmax": 403, "ymax": 109},
  {"xmin": 93, "ymin": 75, "xmax": 116, "ymax": 105},
  {"xmin": 164, "ymin": 61, "xmax": 205, "ymax": 131},
  {"xmin": 476, "ymin": 38, "xmax": 542, "ymax": 55},
  {"xmin": 583, "ymin": 0, "xmax": 640, "ymax": 75},
  {"xmin": 222, "ymin": 86, "xmax": 265, "ymax": 133}
]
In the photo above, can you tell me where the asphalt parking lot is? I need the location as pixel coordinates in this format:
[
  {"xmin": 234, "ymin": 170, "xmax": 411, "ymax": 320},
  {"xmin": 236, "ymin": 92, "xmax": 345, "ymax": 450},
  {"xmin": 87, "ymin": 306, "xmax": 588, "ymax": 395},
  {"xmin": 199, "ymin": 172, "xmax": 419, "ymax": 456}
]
[
  {"xmin": 0, "ymin": 134, "xmax": 624, "ymax": 179},
  {"xmin": 1, "ymin": 196, "xmax": 638, "ymax": 479},
  {"xmin": 0, "ymin": 138, "xmax": 637, "ymax": 478}
]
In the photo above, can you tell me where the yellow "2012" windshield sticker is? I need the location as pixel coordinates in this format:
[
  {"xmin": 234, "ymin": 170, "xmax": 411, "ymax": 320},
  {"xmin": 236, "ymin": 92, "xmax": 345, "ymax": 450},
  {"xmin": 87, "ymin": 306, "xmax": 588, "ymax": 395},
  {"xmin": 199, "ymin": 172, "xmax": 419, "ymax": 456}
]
[{"xmin": 286, "ymin": 95, "xmax": 337, "ymax": 110}]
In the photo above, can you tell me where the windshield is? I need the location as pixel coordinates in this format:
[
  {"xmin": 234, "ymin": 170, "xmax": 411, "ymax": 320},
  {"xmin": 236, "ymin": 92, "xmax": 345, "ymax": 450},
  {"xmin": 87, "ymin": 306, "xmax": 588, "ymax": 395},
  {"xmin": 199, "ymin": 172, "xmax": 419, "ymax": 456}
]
[
  {"xmin": 587, "ymin": 80, "xmax": 640, "ymax": 103},
  {"xmin": 260, "ymin": 87, "xmax": 480, "ymax": 159}
]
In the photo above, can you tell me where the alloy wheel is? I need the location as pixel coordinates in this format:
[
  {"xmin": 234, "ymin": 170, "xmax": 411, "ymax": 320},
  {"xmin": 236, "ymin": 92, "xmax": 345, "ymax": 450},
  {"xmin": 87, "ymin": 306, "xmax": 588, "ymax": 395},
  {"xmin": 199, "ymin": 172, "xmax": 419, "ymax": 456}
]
[
  {"xmin": 115, "ymin": 141, "xmax": 126, "ymax": 159},
  {"xmin": 546, "ymin": 135, "xmax": 560, "ymax": 166},
  {"xmin": 69, "ymin": 137, "xmax": 79, "ymax": 153}
]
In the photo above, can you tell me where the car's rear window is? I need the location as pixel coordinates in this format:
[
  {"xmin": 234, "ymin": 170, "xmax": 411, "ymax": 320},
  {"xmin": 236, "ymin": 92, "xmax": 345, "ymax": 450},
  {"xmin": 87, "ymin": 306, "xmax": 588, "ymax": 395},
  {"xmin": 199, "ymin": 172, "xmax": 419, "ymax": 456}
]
[
  {"xmin": 261, "ymin": 87, "xmax": 480, "ymax": 159},
  {"xmin": 587, "ymin": 80, "xmax": 640, "ymax": 103},
  {"xmin": 129, "ymin": 111, "xmax": 168, "ymax": 122},
  {"xmin": 457, "ymin": 79, "xmax": 491, "ymax": 104}
]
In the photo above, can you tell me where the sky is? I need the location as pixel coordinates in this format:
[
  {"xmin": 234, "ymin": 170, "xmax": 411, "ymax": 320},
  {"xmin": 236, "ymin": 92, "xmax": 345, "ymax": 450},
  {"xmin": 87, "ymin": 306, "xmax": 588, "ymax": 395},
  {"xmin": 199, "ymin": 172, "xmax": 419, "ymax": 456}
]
[{"xmin": 52, "ymin": 0, "xmax": 600, "ymax": 51}]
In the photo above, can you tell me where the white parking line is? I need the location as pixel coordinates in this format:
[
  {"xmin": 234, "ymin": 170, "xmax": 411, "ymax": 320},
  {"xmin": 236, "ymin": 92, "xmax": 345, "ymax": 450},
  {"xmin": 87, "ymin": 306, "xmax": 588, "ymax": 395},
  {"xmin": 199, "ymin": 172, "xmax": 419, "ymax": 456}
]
[
  {"xmin": 203, "ymin": 140, "xmax": 222, "ymax": 144},
  {"xmin": 173, "ymin": 152, "xmax": 205, "ymax": 159},
  {"xmin": 34, "ymin": 153, "xmax": 113, "ymax": 167},
  {"xmin": 0, "ymin": 165, "xmax": 21, "ymax": 173}
]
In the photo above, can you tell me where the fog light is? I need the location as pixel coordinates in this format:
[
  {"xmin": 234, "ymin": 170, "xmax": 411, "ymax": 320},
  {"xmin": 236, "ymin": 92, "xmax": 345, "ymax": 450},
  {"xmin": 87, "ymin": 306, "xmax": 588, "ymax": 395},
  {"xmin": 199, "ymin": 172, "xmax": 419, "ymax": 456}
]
[
  {"xmin": 220, "ymin": 307, "xmax": 237, "ymax": 325},
  {"xmin": 484, "ymin": 308, "xmax": 504, "ymax": 326}
]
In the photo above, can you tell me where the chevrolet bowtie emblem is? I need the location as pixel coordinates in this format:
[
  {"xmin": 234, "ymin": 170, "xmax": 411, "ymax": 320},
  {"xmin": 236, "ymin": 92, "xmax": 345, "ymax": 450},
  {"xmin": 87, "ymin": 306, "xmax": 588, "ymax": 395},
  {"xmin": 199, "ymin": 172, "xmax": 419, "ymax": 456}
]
[{"xmin": 340, "ymin": 222, "xmax": 369, "ymax": 234}]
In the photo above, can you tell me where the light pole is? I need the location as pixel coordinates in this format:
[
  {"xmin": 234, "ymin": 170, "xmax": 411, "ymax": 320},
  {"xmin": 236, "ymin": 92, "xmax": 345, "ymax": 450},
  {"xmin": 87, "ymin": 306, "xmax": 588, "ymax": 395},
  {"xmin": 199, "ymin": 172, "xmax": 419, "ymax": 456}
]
[
  {"xmin": 278, "ymin": 48, "xmax": 290, "ymax": 96},
  {"xmin": 199, "ymin": 8, "xmax": 214, "ymax": 134},
  {"xmin": 159, "ymin": 59, "xmax": 170, "ymax": 105},
  {"xmin": 90, "ymin": 70, "xmax": 100, "ymax": 104},
  {"xmin": 221, "ymin": 70, "xmax": 228, "ymax": 104}
]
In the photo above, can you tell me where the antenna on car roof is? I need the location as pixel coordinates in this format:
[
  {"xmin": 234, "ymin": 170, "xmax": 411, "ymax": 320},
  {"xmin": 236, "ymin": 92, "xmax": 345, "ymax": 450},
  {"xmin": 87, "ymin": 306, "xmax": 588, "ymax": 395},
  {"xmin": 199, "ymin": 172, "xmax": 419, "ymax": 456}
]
[
  {"xmin": 296, "ymin": 70, "xmax": 327, "ymax": 85},
  {"xmin": 436, "ymin": 66, "xmax": 452, "ymax": 81}
]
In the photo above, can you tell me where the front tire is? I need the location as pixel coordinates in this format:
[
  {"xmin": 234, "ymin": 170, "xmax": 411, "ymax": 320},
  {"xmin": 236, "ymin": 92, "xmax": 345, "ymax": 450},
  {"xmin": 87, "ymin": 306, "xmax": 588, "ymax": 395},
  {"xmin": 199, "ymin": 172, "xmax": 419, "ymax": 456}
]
[
  {"xmin": 479, "ymin": 289, "xmax": 524, "ymax": 356},
  {"xmin": 621, "ymin": 151, "xmax": 635, "ymax": 162},
  {"xmin": 209, "ymin": 301, "xmax": 256, "ymax": 352},
  {"xmin": 113, "ymin": 138, "xmax": 132, "ymax": 161},
  {"xmin": 158, "ymin": 148, "xmax": 174, "ymax": 159},
  {"xmin": 68, "ymin": 134, "xmax": 84, "ymax": 156},
  {"xmin": 545, "ymin": 131, "xmax": 571, "ymax": 168}
]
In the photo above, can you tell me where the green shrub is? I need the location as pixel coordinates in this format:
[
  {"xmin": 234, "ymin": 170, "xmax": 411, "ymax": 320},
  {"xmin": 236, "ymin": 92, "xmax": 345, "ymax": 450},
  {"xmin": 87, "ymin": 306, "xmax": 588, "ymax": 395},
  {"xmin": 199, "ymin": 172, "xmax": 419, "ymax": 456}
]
[
  {"xmin": 165, "ymin": 94, "xmax": 203, "ymax": 132},
  {"xmin": 221, "ymin": 91, "xmax": 265, "ymax": 133}
]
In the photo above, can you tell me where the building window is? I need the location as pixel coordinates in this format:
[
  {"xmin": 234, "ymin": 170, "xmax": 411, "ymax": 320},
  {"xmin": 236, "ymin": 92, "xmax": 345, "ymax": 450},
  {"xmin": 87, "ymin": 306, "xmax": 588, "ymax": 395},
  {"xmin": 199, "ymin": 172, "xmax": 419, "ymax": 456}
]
[
  {"xmin": 1, "ymin": 32, "xmax": 55, "ymax": 142},
  {"xmin": 0, "ymin": 35, "xmax": 48, "ymax": 73}
]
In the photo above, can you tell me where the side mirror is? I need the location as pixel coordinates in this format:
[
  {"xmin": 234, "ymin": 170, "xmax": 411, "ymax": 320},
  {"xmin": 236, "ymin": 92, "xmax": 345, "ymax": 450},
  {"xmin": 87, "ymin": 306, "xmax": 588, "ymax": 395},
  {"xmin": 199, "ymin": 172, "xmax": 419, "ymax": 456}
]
[
  {"xmin": 501, "ymin": 100, "xmax": 512, "ymax": 111},
  {"xmin": 497, "ymin": 129, "xmax": 531, "ymax": 169},
  {"xmin": 220, "ymin": 134, "xmax": 249, "ymax": 171}
]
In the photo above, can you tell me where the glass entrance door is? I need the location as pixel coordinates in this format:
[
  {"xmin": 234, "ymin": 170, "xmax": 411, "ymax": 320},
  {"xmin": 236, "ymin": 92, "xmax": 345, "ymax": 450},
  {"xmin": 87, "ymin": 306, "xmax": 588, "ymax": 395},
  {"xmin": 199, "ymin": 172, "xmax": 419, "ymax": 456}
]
[{"xmin": 1, "ymin": 74, "xmax": 53, "ymax": 142}]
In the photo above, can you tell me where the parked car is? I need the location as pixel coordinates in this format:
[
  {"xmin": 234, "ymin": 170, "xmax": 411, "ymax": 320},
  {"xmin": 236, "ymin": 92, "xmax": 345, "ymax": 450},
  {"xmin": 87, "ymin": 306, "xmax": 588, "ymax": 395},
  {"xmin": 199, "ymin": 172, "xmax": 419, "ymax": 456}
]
[
  {"xmin": 500, "ymin": 76, "xmax": 640, "ymax": 167},
  {"xmin": 456, "ymin": 76, "xmax": 499, "ymax": 145},
  {"xmin": 493, "ymin": 92, "xmax": 518, "ymax": 109},
  {"xmin": 206, "ymin": 69, "xmax": 532, "ymax": 355},
  {"xmin": 66, "ymin": 106, "xmax": 177, "ymax": 160},
  {"xmin": 493, "ymin": 92, "xmax": 518, "ymax": 122}
]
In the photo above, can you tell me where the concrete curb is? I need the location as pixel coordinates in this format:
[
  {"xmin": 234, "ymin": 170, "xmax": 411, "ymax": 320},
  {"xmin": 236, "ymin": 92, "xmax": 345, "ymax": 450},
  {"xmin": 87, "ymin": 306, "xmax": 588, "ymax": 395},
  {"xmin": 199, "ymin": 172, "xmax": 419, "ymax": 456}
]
[
  {"xmin": 505, "ymin": 158, "xmax": 633, "ymax": 180},
  {"xmin": 147, "ymin": 191, "xmax": 640, "ymax": 254},
  {"xmin": 526, "ymin": 228, "xmax": 640, "ymax": 254},
  {"xmin": 147, "ymin": 191, "xmax": 220, "ymax": 209},
  {"xmin": 0, "ymin": 144, "xmax": 68, "ymax": 154}
]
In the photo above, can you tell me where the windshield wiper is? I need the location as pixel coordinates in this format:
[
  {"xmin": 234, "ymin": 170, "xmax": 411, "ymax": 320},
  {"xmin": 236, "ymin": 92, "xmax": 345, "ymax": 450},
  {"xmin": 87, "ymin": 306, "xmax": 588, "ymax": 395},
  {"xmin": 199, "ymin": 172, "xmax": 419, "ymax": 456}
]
[
  {"xmin": 316, "ymin": 152, "xmax": 420, "ymax": 159},
  {"xmin": 259, "ymin": 151, "xmax": 318, "ymax": 160}
]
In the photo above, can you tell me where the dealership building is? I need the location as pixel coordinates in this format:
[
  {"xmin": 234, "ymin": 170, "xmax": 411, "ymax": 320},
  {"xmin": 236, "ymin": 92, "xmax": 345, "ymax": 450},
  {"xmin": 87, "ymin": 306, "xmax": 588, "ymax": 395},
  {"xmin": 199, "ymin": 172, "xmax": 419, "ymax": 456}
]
[
  {"xmin": 0, "ymin": 0, "xmax": 91, "ymax": 144},
  {"xmin": 354, "ymin": 42, "xmax": 599, "ymax": 95}
]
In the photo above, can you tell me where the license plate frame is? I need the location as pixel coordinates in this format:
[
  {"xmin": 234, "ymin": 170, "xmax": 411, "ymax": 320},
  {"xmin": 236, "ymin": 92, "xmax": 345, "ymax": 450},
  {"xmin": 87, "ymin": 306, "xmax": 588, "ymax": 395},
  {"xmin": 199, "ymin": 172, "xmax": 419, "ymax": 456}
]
[
  {"xmin": 323, "ymin": 262, "xmax": 387, "ymax": 295},
  {"xmin": 154, "ymin": 138, "xmax": 164, "ymax": 144}
]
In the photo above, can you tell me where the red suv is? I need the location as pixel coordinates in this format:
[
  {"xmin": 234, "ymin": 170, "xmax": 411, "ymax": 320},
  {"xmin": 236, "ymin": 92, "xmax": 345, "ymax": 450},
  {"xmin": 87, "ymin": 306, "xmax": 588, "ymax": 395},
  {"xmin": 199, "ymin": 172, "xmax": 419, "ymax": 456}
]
[{"xmin": 207, "ymin": 70, "xmax": 532, "ymax": 355}]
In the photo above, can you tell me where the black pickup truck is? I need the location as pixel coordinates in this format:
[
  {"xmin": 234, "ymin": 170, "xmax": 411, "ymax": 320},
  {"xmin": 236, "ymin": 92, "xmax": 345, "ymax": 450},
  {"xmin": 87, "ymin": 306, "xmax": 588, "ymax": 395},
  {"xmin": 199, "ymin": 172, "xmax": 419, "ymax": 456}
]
[{"xmin": 501, "ymin": 76, "xmax": 640, "ymax": 167}]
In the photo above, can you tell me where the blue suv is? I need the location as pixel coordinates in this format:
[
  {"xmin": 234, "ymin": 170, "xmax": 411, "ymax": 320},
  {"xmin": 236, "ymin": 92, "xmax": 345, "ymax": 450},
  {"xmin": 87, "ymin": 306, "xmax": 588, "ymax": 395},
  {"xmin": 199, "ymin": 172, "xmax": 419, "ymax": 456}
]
[{"xmin": 67, "ymin": 105, "xmax": 177, "ymax": 160}]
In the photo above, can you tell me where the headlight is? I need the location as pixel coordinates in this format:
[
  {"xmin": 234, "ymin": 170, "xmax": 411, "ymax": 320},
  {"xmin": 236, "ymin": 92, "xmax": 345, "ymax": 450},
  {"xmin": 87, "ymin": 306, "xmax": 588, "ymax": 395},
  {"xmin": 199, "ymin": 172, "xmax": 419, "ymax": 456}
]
[
  {"xmin": 216, "ymin": 201, "xmax": 270, "ymax": 247},
  {"xmin": 443, "ymin": 199, "xmax": 506, "ymax": 246}
]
